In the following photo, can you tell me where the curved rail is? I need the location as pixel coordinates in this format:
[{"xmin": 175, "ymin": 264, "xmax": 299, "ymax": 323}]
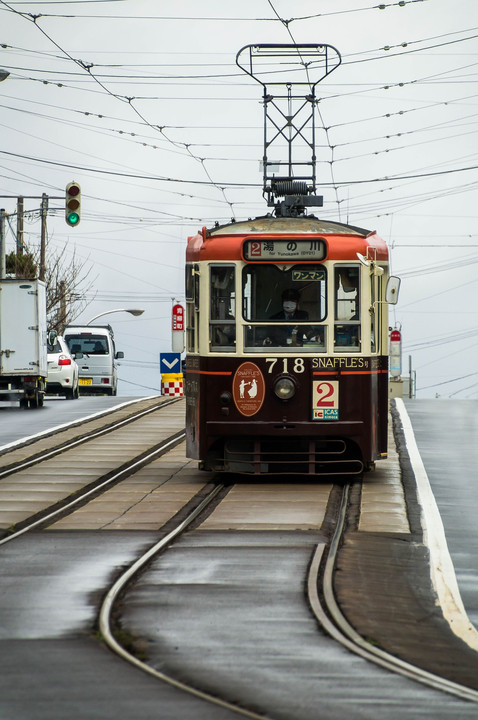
[
  {"xmin": 307, "ymin": 484, "xmax": 478, "ymax": 703},
  {"xmin": 99, "ymin": 483, "xmax": 271, "ymax": 720}
]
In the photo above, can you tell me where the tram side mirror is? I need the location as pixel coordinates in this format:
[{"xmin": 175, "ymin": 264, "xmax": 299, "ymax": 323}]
[{"xmin": 386, "ymin": 276, "xmax": 401, "ymax": 305}]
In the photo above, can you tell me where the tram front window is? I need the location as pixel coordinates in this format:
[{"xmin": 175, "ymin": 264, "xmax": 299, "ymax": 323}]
[{"xmin": 243, "ymin": 264, "xmax": 326, "ymax": 350}]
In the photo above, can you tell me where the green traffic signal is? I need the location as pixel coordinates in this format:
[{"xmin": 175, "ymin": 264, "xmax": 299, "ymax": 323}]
[
  {"xmin": 65, "ymin": 182, "xmax": 81, "ymax": 226},
  {"xmin": 67, "ymin": 211, "xmax": 80, "ymax": 226}
]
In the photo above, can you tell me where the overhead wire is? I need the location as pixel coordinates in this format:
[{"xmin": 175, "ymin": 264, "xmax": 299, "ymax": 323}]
[
  {"xmin": 0, "ymin": 0, "xmax": 429, "ymax": 22},
  {"xmin": 0, "ymin": 0, "xmax": 239, "ymax": 217}
]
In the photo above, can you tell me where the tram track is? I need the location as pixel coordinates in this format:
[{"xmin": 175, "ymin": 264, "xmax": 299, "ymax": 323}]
[
  {"xmin": 95, "ymin": 472, "xmax": 478, "ymax": 716},
  {"xmin": 0, "ymin": 397, "xmax": 186, "ymax": 543},
  {"xmin": 309, "ymin": 483, "xmax": 478, "ymax": 705},
  {"xmin": 2, "ymin": 398, "xmax": 477, "ymax": 715},
  {"xmin": 98, "ymin": 482, "xmax": 273, "ymax": 720},
  {"xmin": 0, "ymin": 429, "xmax": 186, "ymax": 546},
  {"xmin": 0, "ymin": 396, "xmax": 180, "ymax": 479}
]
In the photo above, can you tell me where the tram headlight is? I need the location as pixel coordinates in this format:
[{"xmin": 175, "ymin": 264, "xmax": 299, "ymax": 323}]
[{"xmin": 273, "ymin": 376, "xmax": 296, "ymax": 400}]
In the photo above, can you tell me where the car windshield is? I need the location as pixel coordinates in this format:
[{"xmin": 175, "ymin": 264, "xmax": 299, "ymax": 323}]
[{"xmin": 65, "ymin": 334, "xmax": 109, "ymax": 355}]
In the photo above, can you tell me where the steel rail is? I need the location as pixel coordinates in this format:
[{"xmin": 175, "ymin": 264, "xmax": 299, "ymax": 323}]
[
  {"xmin": 307, "ymin": 484, "xmax": 478, "ymax": 704},
  {"xmin": 0, "ymin": 426, "xmax": 186, "ymax": 547},
  {"xmin": 0, "ymin": 397, "xmax": 181, "ymax": 481},
  {"xmin": 99, "ymin": 483, "xmax": 272, "ymax": 720}
]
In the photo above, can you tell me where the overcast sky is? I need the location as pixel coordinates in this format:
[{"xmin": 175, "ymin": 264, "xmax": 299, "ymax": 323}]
[{"xmin": 0, "ymin": 0, "xmax": 477, "ymax": 397}]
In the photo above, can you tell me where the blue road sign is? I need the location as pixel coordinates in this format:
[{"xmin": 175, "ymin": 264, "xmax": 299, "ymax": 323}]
[{"xmin": 160, "ymin": 352, "xmax": 181, "ymax": 374}]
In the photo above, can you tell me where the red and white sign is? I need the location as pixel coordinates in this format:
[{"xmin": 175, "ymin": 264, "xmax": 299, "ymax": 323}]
[
  {"xmin": 162, "ymin": 379, "xmax": 183, "ymax": 396},
  {"xmin": 172, "ymin": 303, "xmax": 184, "ymax": 331},
  {"xmin": 312, "ymin": 380, "xmax": 339, "ymax": 420},
  {"xmin": 390, "ymin": 329, "xmax": 402, "ymax": 378}
]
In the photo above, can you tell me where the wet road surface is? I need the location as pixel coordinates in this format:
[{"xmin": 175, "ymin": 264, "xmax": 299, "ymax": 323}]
[
  {"xmin": 404, "ymin": 399, "xmax": 478, "ymax": 629},
  {"xmin": 0, "ymin": 399, "xmax": 477, "ymax": 718}
]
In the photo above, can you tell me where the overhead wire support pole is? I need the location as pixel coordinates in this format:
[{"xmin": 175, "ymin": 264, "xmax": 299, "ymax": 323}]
[
  {"xmin": 16, "ymin": 196, "xmax": 24, "ymax": 256},
  {"xmin": 40, "ymin": 193, "xmax": 48, "ymax": 282},
  {"xmin": 0, "ymin": 209, "xmax": 6, "ymax": 280}
]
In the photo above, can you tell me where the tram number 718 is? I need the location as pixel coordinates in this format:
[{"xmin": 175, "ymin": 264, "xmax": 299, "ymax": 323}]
[{"xmin": 265, "ymin": 358, "xmax": 305, "ymax": 374}]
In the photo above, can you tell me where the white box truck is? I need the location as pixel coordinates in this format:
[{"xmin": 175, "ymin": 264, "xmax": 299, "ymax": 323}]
[{"xmin": 0, "ymin": 278, "xmax": 48, "ymax": 408}]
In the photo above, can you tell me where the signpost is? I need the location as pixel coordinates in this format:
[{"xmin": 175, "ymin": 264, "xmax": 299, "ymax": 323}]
[
  {"xmin": 172, "ymin": 303, "xmax": 185, "ymax": 353},
  {"xmin": 160, "ymin": 352, "xmax": 183, "ymax": 396}
]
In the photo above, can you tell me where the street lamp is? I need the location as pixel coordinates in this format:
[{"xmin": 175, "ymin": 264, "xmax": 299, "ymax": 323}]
[
  {"xmin": 0, "ymin": 70, "xmax": 10, "ymax": 82},
  {"xmin": 85, "ymin": 308, "xmax": 144, "ymax": 326}
]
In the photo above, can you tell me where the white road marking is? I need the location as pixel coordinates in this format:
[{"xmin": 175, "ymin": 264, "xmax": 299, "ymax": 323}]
[{"xmin": 395, "ymin": 398, "xmax": 478, "ymax": 651}]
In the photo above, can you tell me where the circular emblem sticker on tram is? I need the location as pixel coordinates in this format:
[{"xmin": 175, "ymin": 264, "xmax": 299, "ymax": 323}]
[{"xmin": 232, "ymin": 362, "xmax": 265, "ymax": 417}]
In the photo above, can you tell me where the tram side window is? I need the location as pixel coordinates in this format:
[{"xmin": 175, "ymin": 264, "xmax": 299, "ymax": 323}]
[
  {"xmin": 334, "ymin": 266, "xmax": 360, "ymax": 350},
  {"xmin": 185, "ymin": 263, "xmax": 198, "ymax": 352},
  {"xmin": 370, "ymin": 274, "xmax": 381, "ymax": 353},
  {"xmin": 210, "ymin": 265, "xmax": 236, "ymax": 349}
]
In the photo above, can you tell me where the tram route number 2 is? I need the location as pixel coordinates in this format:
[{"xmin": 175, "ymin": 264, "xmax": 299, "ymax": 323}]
[{"xmin": 312, "ymin": 380, "xmax": 339, "ymax": 420}]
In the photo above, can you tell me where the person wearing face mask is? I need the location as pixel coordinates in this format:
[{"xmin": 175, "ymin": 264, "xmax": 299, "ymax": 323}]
[
  {"xmin": 272, "ymin": 288, "xmax": 309, "ymax": 321},
  {"xmin": 263, "ymin": 288, "xmax": 310, "ymax": 346}
]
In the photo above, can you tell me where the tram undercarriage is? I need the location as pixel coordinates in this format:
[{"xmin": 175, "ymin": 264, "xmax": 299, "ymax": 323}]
[{"xmin": 201, "ymin": 432, "xmax": 366, "ymax": 476}]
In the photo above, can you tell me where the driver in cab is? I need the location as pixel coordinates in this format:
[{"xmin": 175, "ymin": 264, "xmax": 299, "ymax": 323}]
[{"xmin": 263, "ymin": 288, "xmax": 315, "ymax": 347}]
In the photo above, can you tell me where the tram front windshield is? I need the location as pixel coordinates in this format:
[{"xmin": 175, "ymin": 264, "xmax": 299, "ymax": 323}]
[{"xmin": 243, "ymin": 264, "xmax": 326, "ymax": 349}]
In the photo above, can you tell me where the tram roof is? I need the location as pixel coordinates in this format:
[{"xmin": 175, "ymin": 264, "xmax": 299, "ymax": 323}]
[
  {"xmin": 187, "ymin": 214, "xmax": 389, "ymax": 262},
  {"xmin": 207, "ymin": 215, "xmax": 371, "ymax": 237}
]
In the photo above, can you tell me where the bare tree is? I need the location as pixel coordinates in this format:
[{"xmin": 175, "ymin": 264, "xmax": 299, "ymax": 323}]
[
  {"xmin": 42, "ymin": 242, "xmax": 96, "ymax": 333},
  {"xmin": 6, "ymin": 242, "xmax": 96, "ymax": 333}
]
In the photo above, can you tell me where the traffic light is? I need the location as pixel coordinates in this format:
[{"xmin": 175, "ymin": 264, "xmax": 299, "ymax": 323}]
[{"xmin": 65, "ymin": 182, "xmax": 81, "ymax": 226}]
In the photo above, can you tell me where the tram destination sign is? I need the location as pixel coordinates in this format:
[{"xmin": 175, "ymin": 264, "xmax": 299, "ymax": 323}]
[{"xmin": 243, "ymin": 238, "xmax": 326, "ymax": 261}]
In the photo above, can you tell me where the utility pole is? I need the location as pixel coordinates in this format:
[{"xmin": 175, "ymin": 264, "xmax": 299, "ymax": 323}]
[
  {"xmin": 58, "ymin": 280, "xmax": 67, "ymax": 333},
  {"xmin": 16, "ymin": 196, "xmax": 24, "ymax": 256},
  {"xmin": 40, "ymin": 193, "xmax": 48, "ymax": 282},
  {"xmin": 0, "ymin": 209, "xmax": 6, "ymax": 279}
]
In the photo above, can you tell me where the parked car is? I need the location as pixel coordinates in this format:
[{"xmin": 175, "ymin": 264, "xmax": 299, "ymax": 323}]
[
  {"xmin": 46, "ymin": 335, "xmax": 80, "ymax": 399},
  {"xmin": 63, "ymin": 325, "xmax": 123, "ymax": 396}
]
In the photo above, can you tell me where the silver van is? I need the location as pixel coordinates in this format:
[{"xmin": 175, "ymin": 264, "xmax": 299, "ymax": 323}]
[{"xmin": 63, "ymin": 325, "xmax": 124, "ymax": 395}]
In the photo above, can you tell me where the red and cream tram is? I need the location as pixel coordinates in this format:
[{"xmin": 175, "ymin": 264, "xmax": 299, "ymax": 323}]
[{"xmin": 185, "ymin": 215, "xmax": 399, "ymax": 476}]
